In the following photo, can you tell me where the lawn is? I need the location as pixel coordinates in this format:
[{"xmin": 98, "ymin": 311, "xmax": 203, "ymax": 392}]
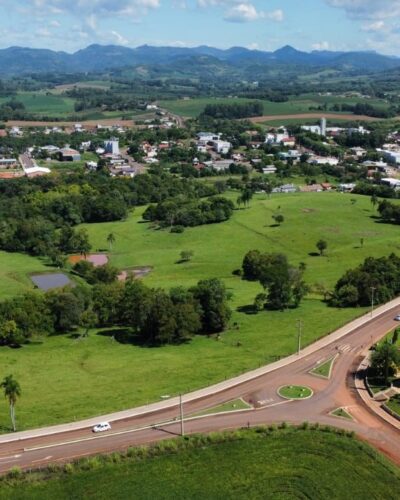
[
  {"xmin": 1, "ymin": 192, "xmax": 400, "ymax": 430},
  {"xmin": 387, "ymin": 395, "xmax": 400, "ymax": 417},
  {"xmin": 331, "ymin": 407, "xmax": 353, "ymax": 420},
  {"xmin": 2, "ymin": 428, "xmax": 399, "ymax": 499},
  {"xmin": 278, "ymin": 385, "xmax": 313, "ymax": 399},
  {"xmin": 191, "ymin": 399, "xmax": 251, "ymax": 417},
  {"xmin": 310, "ymin": 356, "xmax": 337, "ymax": 379}
]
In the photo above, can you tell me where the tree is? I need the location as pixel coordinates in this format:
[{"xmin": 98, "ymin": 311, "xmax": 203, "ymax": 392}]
[
  {"xmin": 79, "ymin": 309, "xmax": 98, "ymax": 337},
  {"xmin": 371, "ymin": 341, "xmax": 400, "ymax": 385},
  {"xmin": 1, "ymin": 375, "xmax": 21, "ymax": 432},
  {"xmin": 191, "ymin": 279, "xmax": 231, "ymax": 333},
  {"xmin": 0, "ymin": 320, "xmax": 24, "ymax": 346},
  {"xmin": 107, "ymin": 233, "xmax": 116, "ymax": 251},
  {"xmin": 316, "ymin": 239, "xmax": 328, "ymax": 256},
  {"xmin": 371, "ymin": 194, "xmax": 378, "ymax": 208},
  {"xmin": 180, "ymin": 250, "xmax": 194, "ymax": 263},
  {"xmin": 272, "ymin": 214, "xmax": 284, "ymax": 226}
]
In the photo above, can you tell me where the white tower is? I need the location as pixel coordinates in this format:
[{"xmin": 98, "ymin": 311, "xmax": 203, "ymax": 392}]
[{"xmin": 320, "ymin": 117, "xmax": 327, "ymax": 137}]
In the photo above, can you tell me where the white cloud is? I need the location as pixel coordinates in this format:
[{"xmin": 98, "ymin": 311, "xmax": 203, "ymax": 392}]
[
  {"xmin": 111, "ymin": 30, "xmax": 129, "ymax": 45},
  {"xmin": 326, "ymin": 0, "xmax": 400, "ymax": 20},
  {"xmin": 362, "ymin": 21, "xmax": 386, "ymax": 33},
  {"xmin": 223, "ymin": 3, "xmax": 283, "ymax": 23},
  {"xmin": 312, "ymin": 41, "xmax": 330, "ymax": 50},
  {"xmin": 225, "ymin": 3, "xmax": 261, "ymax": 22},
  {"xmin": 7, "ymin": 0, "xmax": 161, "ymax": 18}
]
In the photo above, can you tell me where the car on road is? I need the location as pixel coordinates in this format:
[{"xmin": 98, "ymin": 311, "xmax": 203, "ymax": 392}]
[
  {"xmin": 395, "ymin": 314, "xmax": 400, "ymax": 321},
  {"xmin": 92, "ymin": 422, "xmax": 111, "ymax": 433}
]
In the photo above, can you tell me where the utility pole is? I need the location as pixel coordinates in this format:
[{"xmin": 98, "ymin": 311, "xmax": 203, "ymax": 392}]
[
  {"xmin": 296, "ymin": 320, "xmax": 303, "ymax": 355},
  {"xmin": 179, "ymin": 393, "xmax": 185, "ymax": 437},
  {"xmin": 370, "ymin": 287, "xmax": 376, "ymax": 318}
]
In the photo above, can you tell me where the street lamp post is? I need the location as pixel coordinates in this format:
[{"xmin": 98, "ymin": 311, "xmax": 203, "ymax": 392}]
[
  {"xmin": 370, "ymin": 287, "xmax": 376, "ymax": 318},
  {"xmin": 296, "ymin": 320, "xmax": 303, "ymax": 355},
  {"xmin": 179, "ymin": 393, "xmax": 185, "ymax": 437}
]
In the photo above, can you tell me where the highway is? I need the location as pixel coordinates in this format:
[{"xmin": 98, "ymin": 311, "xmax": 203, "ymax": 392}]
[{"xmin": 0, "ymin": 302, "xmax": 400, "ymax": 472}]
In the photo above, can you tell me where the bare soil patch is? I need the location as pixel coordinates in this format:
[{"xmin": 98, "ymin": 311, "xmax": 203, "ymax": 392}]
[{"xmin": 68, "ymin": 254, "xmax": 109, "ymax": 267}]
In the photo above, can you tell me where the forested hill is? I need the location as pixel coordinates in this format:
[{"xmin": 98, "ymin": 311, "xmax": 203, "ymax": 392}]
[{"xmin": 0, "ymin": 44, "xmax": 399, "ymax": 76}]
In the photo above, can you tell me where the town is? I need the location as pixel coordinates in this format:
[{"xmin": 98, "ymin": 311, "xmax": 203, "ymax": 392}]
[{"xmin": 1, "ymin": 114, "xmax": 400, "ymax": 197}]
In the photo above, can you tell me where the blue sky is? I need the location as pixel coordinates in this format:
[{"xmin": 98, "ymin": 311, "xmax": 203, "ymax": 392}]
[{"xmin": 1, "ymin": 0, "xmax": 400, "ymax": 54}]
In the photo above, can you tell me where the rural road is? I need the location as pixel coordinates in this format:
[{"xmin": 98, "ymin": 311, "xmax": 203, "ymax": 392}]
[{"xmin": 0, "ymin": 301, "xmax": 399, "ymax": 472}]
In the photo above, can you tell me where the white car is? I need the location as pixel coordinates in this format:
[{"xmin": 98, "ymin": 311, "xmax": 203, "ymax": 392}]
[
  {"xmin": 92, "ymin": 422, "xmax": 111, "ymax": 433},
  {"xmin": 395, "ymin": 315, "xmax": 400, "ymax": 321}
]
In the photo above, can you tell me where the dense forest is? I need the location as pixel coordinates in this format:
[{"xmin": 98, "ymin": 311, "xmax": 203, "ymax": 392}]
[
  {"xmin": 0, "ymin": 278, "xmax": 231, "ymax": 347},
  {"xmin": 0, "ymin": 171, "xmax": 222, "ymax": 259}
]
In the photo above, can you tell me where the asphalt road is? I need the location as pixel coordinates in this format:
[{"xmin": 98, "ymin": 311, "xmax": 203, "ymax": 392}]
[{"xmin": 0, "ymin": 305, "xmax": 400, "ymax": 472}]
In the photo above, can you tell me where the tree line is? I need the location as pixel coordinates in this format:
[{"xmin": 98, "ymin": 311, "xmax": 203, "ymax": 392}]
[
  {"xmin": 201, "ymin": 101, "xmax": 263, "ymax": 119},
  {"xmin": 0, "ymin": 278, "xmax": 231, "ymax": 348},
  {"xmin": 142, "ymin": 195, "xmax": 235, "ymax": 230},
  {"xmin": 331, "ymin": 254, "xmax": 400, "ymax": 307}
]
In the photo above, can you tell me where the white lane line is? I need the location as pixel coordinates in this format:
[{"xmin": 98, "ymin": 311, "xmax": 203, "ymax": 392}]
[
  {"xmin": 31, "ymin": 455, "xmax": 53, "ymax": 464},
  {"xmin": 259, "ymin": 400, "xmax": 293, "ymax": 409},
  {"xmin": 0, "ymin": 454, "xmax": 21, "ymax": 461}
]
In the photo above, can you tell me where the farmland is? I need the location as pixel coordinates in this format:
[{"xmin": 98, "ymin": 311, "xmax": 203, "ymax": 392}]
[
  {"xmin": 159, "ymin": 94, "xmax": 390, "ymax": 119},
  {"xmin": 2, "ymin": 428, "xmax": 399, "ymax": 499},
  {"xmin": 0, "ymin": 193, "xmax": 399, "ymax": 430}
]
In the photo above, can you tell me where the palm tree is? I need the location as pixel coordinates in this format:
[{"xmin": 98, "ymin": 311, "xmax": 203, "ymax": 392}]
[
  {"xmin": 107, "ymin": 233, "xmax": 116, "ymax": 251},
  {"xmin": 1, "ymin": 375, "xmax": 21, "ymax": 432}
]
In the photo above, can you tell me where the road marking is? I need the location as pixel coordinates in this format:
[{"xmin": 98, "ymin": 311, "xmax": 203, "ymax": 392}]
[
  {"xmin": 257, "ymin": 398, "xmax": 274, "ymax": 406},
  {"xmin": 259, "ymin": 400, "xmax": 293, "ymax": 409},
  {"xmin": 32, "ymin": 455, "xmax": 53, "ymax": 464},
  {"xmin": 0, "ymin": 454, "xmax": 21, "ymax": 461},
  {"xmin": 338, "ymin": 344, "xmax": 352, "ymax": 353}
]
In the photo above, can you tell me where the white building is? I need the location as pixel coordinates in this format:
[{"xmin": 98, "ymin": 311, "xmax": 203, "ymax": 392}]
[
  {"xmin": 104, "ymin": 139, "xmax": 120, "ymax": 156},
  {"xmin": 197, "ymin": 132, "xmax": 221, "ymax": 142},
  {"xmin": 378, "ymin": 149, "xmax": 400, "ymax": 166},
  {"xmin": 382, "ymin": 178, "xmax": 400, "ymax": 189},
  {"xmin": 308, "ymin": 156, "xmax": 339, "ymax": 166},
  {"xmin": 301, "ymin": 125, "xmax": 322, "ymax": 135},
  {"xmin": 213, "ymin": 140, "xmax": 231, "ymax": 155}
]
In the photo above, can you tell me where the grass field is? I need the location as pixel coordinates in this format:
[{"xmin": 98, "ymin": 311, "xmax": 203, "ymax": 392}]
[
  {"xmin": 2, "ymin": 428, "xmax": 399, "ymax": 499},
  {"xmin": 0, "ymin": 92, "xmax": 76, "ymax": 116},
  {"xmin": 159, "ymin": 94, "xmax": 390, "ymax": 118},
  {"xmin": 1, "ymin": 192, "xmax": 400, "ymax": 430},
  {"xmin": 0, "ymin": 252, "xmax": 48, "ymax": 300}
]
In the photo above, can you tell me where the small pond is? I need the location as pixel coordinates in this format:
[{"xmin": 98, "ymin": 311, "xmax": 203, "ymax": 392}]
[{"xmin": 31, "ymin": 273, "xmax": 72, "ymax": 291}]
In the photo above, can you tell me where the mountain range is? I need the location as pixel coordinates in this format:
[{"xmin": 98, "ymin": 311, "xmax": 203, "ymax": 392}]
[{"xmin": 1, "ymin": 44, "xmax": 399, "ymax": 76}]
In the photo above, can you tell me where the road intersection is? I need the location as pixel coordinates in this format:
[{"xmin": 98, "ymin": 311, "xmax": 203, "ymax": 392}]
[{"xmin": 0, "ymin": 298, "xmax": 400, "ymax": 472}]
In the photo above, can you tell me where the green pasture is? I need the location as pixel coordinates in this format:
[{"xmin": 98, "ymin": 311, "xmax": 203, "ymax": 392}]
[
  {"xmin": 0, "ymin": 192, "xmax": 400, "ymax": 429},
  {"xmin": 159, "ymin": 93, "xmax": 390, "ymax": 118},
  {"xmin": 2, "ymin": 429, "xmax": 399, "ymax": 499},
  {"xmin": 0, "ymin": 92, "xmax": 76, "ymax": 116}
]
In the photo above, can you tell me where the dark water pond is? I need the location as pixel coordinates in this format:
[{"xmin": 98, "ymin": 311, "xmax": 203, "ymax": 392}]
[{"xmin": 31, "ymin": 273, "xmax": 72, "ymax": 291}]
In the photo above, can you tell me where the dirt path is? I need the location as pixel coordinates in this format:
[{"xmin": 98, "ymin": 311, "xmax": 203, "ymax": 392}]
[{"xmin": 250, "ymin": 113, "xmax": 384, "ymax": 123}]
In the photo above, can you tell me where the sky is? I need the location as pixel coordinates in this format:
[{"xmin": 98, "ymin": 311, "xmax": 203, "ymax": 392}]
[{"xmin": 0, "ymin": 0, "xmax": 400, "ymax": 55}]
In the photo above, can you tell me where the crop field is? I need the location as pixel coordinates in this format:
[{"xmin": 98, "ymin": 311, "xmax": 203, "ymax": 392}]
[
  {"xmin": 0, "ymin": 192, "xmax": 399, "ymax": 429},
  {"xmin": 0, "ymin": 92, "xmax": 76, "ymax": 116},
  {"xmin": 2, "ymin": 428, "xmax": 400, "ymax": 499},
  {"xmin": 159, "ymin": 93, "xmax": 390, "ymax": 118}
]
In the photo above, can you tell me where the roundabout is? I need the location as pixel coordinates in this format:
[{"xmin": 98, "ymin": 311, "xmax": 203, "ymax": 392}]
[{"xmin": 278, "ymin": 385, "xmax": 313, "ymax": 400}]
